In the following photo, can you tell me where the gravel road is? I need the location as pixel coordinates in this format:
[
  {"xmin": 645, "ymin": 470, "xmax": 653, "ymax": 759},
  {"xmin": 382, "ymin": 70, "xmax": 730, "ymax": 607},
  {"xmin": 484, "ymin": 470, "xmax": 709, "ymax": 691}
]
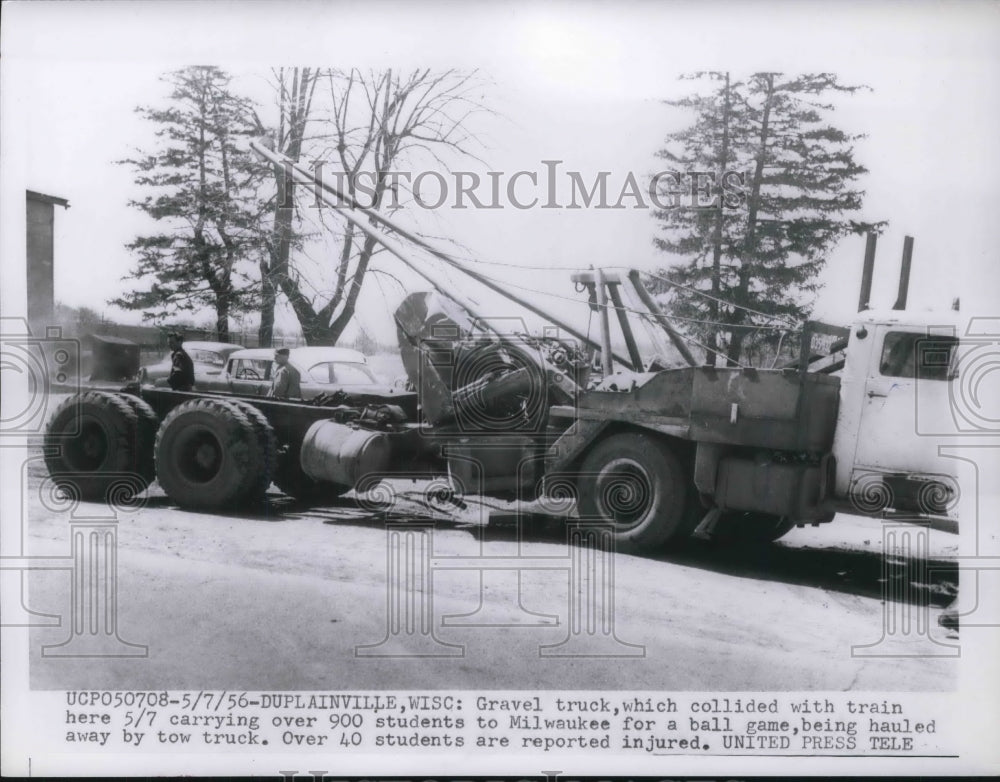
[{"xmin": 20, "ymin": 445, "xmax": 958, "ymax": 692}]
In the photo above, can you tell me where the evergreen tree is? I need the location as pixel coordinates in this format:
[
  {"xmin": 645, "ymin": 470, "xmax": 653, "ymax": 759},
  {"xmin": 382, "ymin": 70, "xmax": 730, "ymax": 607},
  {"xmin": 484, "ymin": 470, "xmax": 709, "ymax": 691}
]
[
  {"xmin": 114, "ymin": 66, "xmax": 264, "ymax": 340},
  {"xmin": 652, "ymin": 72, "xmax": 882, "ymax": 366}
]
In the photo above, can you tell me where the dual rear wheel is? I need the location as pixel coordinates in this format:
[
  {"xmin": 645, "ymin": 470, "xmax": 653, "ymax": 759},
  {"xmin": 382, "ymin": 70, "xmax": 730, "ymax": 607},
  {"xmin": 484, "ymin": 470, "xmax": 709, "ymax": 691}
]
[
  {"xmin": 154, "ymin": 398, "xmax": 276, "ymax": 510},
  {"xmin": 45, "ymin": 392, "xmax": 277, "ymax": 510},
  {"xmin": 45, "ymin": 391, "xmax": 157, "ymax": 502}
]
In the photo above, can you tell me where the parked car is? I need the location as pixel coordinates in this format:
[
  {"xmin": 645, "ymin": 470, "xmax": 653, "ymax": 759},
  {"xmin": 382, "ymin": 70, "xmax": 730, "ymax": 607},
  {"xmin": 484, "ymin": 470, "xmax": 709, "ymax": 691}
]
[
  {"xmin": 140, "ymin": 341, "xmax": 244, "ymax": 387},
  {"xmin": 198, "ymin": 347, "xmax": 411, "ymax": 403}
]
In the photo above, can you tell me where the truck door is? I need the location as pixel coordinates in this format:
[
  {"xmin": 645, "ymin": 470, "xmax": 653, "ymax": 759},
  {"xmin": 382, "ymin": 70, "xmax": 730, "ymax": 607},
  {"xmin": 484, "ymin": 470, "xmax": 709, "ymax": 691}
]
[{"xmin": 849, "ymin": 325, "xmax": 959, "ymax": 511}]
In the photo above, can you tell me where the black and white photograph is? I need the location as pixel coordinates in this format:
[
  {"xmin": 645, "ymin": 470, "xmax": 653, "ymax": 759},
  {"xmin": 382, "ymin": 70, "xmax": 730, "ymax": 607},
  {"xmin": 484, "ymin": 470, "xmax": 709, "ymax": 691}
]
[{"xmin": 1, "ymin": 0, "xmax": 998, "ymax": 777}]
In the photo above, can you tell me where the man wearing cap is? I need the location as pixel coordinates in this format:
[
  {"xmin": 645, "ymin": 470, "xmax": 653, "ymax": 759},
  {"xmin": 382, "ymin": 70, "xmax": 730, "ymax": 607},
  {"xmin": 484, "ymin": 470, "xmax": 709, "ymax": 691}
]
[
  {"xmin": 166, "ymin": 332, "xmax": 195, "ymax": 391},
  {"xmin": 268, "ymin": 347, "xmax": 302, "ymax": 399}
]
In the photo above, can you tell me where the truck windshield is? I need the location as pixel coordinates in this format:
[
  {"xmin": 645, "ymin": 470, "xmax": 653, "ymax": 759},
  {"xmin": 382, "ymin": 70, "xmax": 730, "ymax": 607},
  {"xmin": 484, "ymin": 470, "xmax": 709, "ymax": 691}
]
[{"xmin": 879, "ymin": 331, "xmax": 958, "ymax": 381}]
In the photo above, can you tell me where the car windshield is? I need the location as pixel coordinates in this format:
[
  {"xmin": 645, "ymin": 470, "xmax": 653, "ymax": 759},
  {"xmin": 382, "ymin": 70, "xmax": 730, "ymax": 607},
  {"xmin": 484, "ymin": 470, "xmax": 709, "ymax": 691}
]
[
  {"xmin": 305, "ymin": 361, "xmax": 377, "ymax": 385},
  {"xmin": 233, "ymin": 358, "xmax": 272, "ymax": 380}
]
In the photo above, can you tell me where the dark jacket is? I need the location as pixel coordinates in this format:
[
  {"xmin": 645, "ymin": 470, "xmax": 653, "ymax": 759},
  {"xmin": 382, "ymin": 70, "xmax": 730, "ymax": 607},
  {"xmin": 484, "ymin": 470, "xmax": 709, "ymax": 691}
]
[
  {"xmin": 268, "ymin": 362, "xmax": 302, "ymax": 399},
  {"xmin": 168, "ymin": 347, "xmax": 195, "ymax": 391}
]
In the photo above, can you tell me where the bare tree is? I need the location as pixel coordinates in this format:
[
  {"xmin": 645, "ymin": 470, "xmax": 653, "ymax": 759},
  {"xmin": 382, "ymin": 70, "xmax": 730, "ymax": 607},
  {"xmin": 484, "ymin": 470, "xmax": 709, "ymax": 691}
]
[
  {"xmin": 259, "ymin": 67, "xmax": 488, "ymax": 346},
  {"xmin": 252, "ymin": 67, "xmax": 322, "ymax": 347}
]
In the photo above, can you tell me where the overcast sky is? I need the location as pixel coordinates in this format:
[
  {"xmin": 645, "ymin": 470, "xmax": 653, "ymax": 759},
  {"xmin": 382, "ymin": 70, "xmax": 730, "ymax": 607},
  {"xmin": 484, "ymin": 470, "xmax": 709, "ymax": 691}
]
[{"xmin": 3, "ymin": 0, "xmax": 998, "ymax": 348}]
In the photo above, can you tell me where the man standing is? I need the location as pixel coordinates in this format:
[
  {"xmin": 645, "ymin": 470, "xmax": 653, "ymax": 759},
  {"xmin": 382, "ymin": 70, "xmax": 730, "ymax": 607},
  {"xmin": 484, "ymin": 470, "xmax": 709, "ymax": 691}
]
[
  {"xmin": 268, "ymin": 347, "xmax": 302, "ymax": 399},
  {"xmin": 166, "ymin": 332, "xmax": 195, "ymax": 391}
]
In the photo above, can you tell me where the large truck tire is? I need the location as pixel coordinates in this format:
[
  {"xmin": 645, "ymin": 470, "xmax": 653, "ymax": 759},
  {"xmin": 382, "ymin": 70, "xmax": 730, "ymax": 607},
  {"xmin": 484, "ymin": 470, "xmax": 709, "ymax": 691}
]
[
  {"xmin": 577, "ymin": 431, "xmax": 697, "ymax": 550},
  {"xmin": 43, "ymin": 391, "xmax": 151, "ymax": 502},
  {"xmin": 154, "ymin": 398, "xmax": 269, "ymax": 510},
  {"xmin": 712, "ymin": 512, "xmax": 796, "ymax": 545},
  {"xmin": 113, "ymin": 393, "xmax": 159, "ymax": 484},
  {"xmin": 225, "ymin": 399, "xmax": 277, "ymax": 503}
]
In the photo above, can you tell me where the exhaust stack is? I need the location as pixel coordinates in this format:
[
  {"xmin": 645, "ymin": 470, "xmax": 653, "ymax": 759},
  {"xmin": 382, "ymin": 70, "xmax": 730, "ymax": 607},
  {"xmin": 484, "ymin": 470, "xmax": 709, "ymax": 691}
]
[
  {"xmin": 893, "ymin": 235, "xmax": 914, "ymax": 310},
  {"xmin": 858, "ymin": 232, "xmax": 877, "ymax": 312}
]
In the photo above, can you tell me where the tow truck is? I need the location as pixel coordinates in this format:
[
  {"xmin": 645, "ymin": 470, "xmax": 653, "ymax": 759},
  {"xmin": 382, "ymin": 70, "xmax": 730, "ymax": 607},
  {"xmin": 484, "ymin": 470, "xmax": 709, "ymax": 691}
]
[{"xmin": 42, "ymin": 142, "xmax": 963, "ymax": 549}]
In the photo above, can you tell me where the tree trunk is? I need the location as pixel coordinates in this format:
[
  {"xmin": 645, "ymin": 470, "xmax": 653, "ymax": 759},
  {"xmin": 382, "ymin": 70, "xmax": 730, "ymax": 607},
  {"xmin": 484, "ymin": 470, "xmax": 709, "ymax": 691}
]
[
  {"xmin": 707, "ymin": 72, "xmax": 732, "ymax": 367},
  {"xmin": 259, "ymin": 176, "xmax": 296, "ymax": 347},
  {"xmin": 296, "ymin": 311, "xmax": 338, "ymax": 346},
  {"xmin": 727, "ymin": 73, "xmax": 774, "ymax": 367},
  {"xmin": 258, "ymin": 257, "xmax": 276, "ymax": 347},
  {"xmin": 326, "ymin": 233, "xmax": 379, "ymax": 344},
  {"xmin": 726, "ymin": 274, "xmax": 749, "ymax": 366},
  {"xmin": 216, "ymin": 296, "xmax": 230, "ymax": 341},
  {"xmin": 259, "ymin": 68, "xmax": 316, "ymax": 348}
]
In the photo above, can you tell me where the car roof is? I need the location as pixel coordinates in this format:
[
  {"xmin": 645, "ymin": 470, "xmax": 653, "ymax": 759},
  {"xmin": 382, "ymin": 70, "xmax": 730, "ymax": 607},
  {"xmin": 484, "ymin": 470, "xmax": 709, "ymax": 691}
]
[
  {"xmin": 852, "ymin": 309, "xmax": 964, "ymax": 329},
  {"xmin": 228, "ymin": 347, "xmax": 368, "ymax": 364},
  {"xmin": 288, "ymin": 346, "xmax": 368, "ymax": 364},
  {"xmin": 182, "ymin": 341, "xmax": 244, "ymax": 352}
]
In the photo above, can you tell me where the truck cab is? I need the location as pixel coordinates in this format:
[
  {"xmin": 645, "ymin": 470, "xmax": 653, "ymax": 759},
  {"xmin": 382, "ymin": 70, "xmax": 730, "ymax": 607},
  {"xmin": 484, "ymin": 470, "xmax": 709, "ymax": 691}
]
[{"xmin": 832, "ymin": 310, "xmax": 962, "ymax": 517}]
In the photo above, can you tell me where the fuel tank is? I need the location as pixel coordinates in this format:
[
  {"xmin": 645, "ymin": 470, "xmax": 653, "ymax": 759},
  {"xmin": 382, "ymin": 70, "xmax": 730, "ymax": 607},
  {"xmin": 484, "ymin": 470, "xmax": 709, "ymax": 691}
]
[{"xmin": 299, "ymin": 420, "xmax": 391, "ymax": 488}]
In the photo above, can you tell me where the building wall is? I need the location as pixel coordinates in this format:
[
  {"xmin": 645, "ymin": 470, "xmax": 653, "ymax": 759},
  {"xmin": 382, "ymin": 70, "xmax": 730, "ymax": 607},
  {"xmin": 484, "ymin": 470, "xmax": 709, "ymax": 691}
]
[{"xmin": 26, "ymin": 196, "xmax": 55, "ymax": 333}]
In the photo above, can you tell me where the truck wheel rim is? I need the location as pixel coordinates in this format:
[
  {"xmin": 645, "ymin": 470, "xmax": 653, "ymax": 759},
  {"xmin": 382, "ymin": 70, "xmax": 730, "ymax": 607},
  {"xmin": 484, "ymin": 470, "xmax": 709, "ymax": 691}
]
[
  {"xmin": 175, "ymin": 429, "xmax": 224, "ymax": 483},
  {"xmin": 64, "ymin": 417, "xmax": 109, "ymax": 472},
  {"xmin": 596, "ymin": 457, "xmax": 653, "ymax": 529}
]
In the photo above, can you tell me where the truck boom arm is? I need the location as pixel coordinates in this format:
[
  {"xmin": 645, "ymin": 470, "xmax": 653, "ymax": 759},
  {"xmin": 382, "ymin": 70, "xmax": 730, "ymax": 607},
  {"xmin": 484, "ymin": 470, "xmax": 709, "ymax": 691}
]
[{"xmin": 249, "ymin": 139, "xmax": 634, "ymax": 367}]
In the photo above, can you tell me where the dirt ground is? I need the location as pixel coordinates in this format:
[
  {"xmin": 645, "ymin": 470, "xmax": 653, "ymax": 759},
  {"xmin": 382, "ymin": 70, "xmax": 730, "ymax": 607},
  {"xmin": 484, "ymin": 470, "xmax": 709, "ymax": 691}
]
[{"xmin": 20, "ymin": 440, "xmax": 959, "ymax": 692}]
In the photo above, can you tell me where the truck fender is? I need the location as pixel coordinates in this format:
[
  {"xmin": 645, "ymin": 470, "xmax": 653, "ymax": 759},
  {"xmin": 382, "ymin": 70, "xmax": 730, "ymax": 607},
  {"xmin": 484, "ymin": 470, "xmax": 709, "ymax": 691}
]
[{"xmin": 545, "ymin": 419, "xmax": 690, "ymax": 477}]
